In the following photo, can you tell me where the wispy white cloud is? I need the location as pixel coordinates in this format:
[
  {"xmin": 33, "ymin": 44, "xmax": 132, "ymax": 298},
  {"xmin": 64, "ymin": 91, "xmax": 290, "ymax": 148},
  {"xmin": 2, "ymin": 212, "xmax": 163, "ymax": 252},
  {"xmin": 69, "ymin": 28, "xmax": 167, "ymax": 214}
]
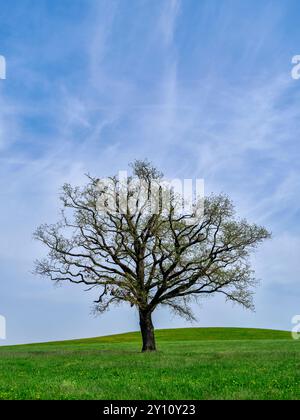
[{"xmin": 159, "ymin": 0, "xmax": 181, "ymax": 47}]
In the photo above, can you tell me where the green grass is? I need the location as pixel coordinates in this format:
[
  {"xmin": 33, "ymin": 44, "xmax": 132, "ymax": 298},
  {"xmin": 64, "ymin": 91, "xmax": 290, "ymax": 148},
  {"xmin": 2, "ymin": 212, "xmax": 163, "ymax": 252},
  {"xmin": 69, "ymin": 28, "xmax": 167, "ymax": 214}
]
[{"xmin": 0, "ymin": 327, "xmax": 299, "ymax": 400}]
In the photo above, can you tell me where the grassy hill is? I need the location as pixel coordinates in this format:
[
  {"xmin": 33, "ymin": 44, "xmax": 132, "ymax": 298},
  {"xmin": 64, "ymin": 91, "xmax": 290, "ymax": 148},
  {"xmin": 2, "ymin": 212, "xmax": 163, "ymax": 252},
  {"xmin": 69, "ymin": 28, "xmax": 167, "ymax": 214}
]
[
  {"xmin": 0, "ymin": 327, "xmax": 299, "ymax": 400},
  {"xmin": 24, "ymin": 327, "xmax": 289, "ymax": 347}
]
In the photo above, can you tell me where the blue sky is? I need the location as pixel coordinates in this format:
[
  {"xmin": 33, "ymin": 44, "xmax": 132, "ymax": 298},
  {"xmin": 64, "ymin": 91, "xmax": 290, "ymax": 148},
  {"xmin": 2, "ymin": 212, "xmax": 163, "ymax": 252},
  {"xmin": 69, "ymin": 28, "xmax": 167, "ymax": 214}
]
[{"xmin": 1, "ymin": 0, "xmax": 300, "ymax": 345}]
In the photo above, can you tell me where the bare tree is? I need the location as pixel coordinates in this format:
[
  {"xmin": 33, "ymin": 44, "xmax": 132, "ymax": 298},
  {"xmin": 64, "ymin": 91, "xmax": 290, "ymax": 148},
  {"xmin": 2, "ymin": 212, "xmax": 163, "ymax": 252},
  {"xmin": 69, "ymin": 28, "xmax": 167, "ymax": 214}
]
[{"xmin": 34, "ymin": 160, "xmax": 271, "ymax": 352}]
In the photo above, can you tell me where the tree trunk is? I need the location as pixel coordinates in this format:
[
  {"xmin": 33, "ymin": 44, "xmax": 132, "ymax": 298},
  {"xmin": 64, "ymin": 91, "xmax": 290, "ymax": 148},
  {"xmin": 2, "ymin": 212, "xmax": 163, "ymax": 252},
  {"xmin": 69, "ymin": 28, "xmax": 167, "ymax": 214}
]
[{"xmin": 139, "ymin": 310, "xmax": 156, "ymax": 352}]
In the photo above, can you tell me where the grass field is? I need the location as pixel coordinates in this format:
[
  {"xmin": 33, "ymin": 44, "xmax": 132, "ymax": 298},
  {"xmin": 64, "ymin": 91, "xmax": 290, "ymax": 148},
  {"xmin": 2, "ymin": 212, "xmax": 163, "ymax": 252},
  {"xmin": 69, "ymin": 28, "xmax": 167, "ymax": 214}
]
[{"xmin": 0, "ymin": 327, "xmax": 299, "ymax": 400}]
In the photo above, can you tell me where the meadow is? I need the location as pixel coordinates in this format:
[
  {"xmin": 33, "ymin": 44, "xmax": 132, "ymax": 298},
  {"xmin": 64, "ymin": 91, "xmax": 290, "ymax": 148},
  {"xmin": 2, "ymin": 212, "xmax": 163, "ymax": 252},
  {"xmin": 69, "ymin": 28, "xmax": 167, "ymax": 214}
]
[{"xmin": 0, "ymin": 327, "xmax": 299, "ymax": 400}]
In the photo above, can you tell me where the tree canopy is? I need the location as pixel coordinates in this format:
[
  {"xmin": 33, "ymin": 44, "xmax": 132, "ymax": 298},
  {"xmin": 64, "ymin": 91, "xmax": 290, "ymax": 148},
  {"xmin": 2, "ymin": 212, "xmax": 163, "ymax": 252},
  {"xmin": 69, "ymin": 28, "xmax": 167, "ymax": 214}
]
[{"xmin": 34, "ymin": 160, "xmax": 271, "ymax": 351}]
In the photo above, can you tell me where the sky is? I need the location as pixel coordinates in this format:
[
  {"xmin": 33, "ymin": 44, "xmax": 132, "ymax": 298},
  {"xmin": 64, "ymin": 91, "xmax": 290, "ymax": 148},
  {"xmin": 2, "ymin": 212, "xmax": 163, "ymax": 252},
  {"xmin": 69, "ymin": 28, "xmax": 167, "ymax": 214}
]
[{"xmin": 1, "ymin": 0, "xmax": 300, "ymax": 345}]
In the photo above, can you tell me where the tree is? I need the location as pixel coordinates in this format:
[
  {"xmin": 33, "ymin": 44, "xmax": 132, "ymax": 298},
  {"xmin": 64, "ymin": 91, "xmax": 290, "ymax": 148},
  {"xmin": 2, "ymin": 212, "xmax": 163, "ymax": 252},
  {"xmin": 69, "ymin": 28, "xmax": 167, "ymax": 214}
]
[{"xmin": 34, "ymin": 160, "xmax": 271, "ymax": 352}]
